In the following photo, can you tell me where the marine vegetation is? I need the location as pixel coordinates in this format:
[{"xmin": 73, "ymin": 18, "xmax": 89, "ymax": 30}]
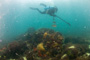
[{"xmin": 0, "ymin": 28, "xmax": 90, "ymax": 60}]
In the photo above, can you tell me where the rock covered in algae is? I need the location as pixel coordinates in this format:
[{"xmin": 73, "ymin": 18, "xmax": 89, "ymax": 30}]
[
  {"xmin": 23, "ymin": 28, "xmax": 64, "ymax": 60},
  {"xmin": 64, "ymin": 37, "xmax": 90, "ymax": 44},
  {"xmin": 62, "ymin": 42, "xmax": 90, "ymax": 60},
  {"xmin": 76, "ymin": 54, "xmax": 90, "ymax": 60},
  {"xmin": 1, "ymin": 28, "xmax": 90, "ymax": 60},
  {"xmin": 1, "ymin": 41, "xmax": 28, "ymax": 59},
  {"xmin": 30, "ymin": 28, "xmax": 64, "ymax": 59}
]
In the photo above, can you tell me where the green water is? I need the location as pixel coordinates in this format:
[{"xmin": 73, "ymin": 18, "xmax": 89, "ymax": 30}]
[{"xmin": 0, "ymin": 0, "xmax": 90, "ymax": 42}]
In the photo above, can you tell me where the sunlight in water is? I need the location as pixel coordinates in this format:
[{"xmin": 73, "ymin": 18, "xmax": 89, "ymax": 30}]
[
  {"xmin": 0, "ymin": 3, "xmax": 2, "ymax": 7},
  {"xmin": 15, "ymin": 0, "xmax": 54, "ymax": 6},
  {"xmin": 4, "ymin": 0, "xmax": 11, "ymax": 4},
  {"xmin": 43, "ymin": 0, "xmax": 54, "ymax": 6}
]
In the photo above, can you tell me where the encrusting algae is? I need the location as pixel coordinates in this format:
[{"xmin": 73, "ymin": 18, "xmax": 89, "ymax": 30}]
[
  {"xmin": 43, "ymin": 32, "xmax": 48, "ymax": 38},
  {"xmin": 52, "ymin": 41, "xmax": 59, "ymax": 47},
  {"xmin": 37, "ymin": 43, "xmax": 45, "ymax": 51}
]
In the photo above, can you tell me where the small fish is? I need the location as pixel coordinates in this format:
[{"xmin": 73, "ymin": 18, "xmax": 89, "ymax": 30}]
[{"xmin": 52, "ymin": 25, "xmax": 56, "ymax": 27}]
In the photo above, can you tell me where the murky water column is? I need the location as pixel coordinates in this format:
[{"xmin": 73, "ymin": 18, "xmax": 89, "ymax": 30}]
[{"xmin": 0, "ymin": 2, "xmax": 5, "ymax": 40}]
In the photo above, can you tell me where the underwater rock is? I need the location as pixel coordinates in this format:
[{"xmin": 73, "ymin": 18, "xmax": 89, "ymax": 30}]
[
  {"xmin": 63, "ymin": 43, "xmax": 90, "ymax": 60},
  {"xmin": 1, "ymin": 41, "xmax": 28, "ymax": 59},
  {"xmin": 1, "ymin": 28, "xmax": 90, "ymax": 60},
  {"xmin": 64, "ymin": 37, "xmax": 90, "ymax": 44},
  {"xmin": 76, "ymin": 54, "xmax": 90, "ymax": 60},
  {"xmin": 84, "ymin": 53, "xmax": 90, "ymax": 57},
  {"xmin": 34, "ymin": 29, "xmax": 63, "ymax": 58},
  {"xmin": 26, "ymin": 51, "xmax": 35, "ymax": 60},
  {"xmin": 88, "ymin": 45, "xmax": 90, "ymax": 49},
  {"xmin": 26, "ymin": 28, "xmax": 63, "ymax": 47},
  {"xmin": 26, "ymin": 27, "xmax": 35, "ymax": 34},
  {"xmin": 21, "ymin": 28, "xmax": 64, "ymax": 59},
  {"xmin": 0, "ymin": 55, "xmax": 7, "ymax": 60},
  {"xmin": 17, "ymin": 57, "xmax": 24, "ymax": 60}
]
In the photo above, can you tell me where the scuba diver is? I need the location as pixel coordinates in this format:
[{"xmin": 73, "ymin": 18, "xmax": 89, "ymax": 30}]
[{"xmin": 30, "ymin": 3, "xmax": 71, "ymax": 26}]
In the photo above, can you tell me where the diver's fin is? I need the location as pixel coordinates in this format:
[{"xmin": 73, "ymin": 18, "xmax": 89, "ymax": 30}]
[{"xmin": 55, "ymin": 15, "xmax": 71, "ymax": 26}]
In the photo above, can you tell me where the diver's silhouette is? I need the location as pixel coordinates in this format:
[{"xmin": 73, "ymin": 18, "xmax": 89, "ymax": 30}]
[{"xmin": 30, "ymin": 3, "xmax": 71, "ymax": 26}]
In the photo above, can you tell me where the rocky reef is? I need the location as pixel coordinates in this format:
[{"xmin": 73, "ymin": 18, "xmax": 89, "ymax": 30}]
[{"xmin": 0, "ymin": 28, "xmax": 90, "ymax": 60}]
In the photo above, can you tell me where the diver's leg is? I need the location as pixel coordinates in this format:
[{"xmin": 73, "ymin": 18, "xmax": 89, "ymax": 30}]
[
  {"xmin": 40, "ymin": 3, "xmax": 47, "ymax": 7},
  {"xmin": 30, "ymin": 7, "xmax": 46, "ymax": 14},
  {"xmin": 37, "ymin": 9, "xmax": 46, "ymax": 14},
  {"xmin": 30, "ymin": 7, "xmax": 38, "ymax": 10}
]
